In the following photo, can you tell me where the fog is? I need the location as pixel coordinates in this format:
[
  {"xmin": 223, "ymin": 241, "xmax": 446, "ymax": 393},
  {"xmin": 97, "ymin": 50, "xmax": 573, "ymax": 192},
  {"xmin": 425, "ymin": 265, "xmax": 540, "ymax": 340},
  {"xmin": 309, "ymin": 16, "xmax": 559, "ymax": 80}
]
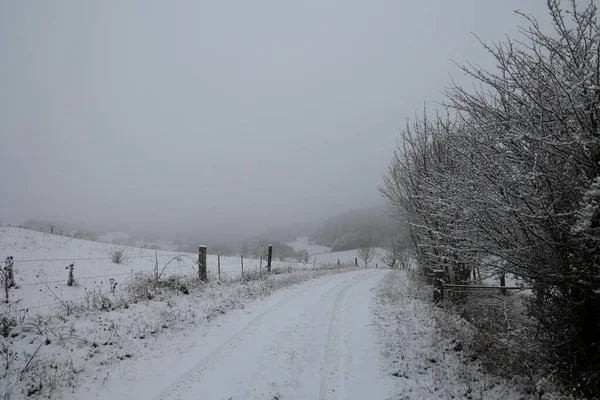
[{"xmin": 0, "ymin": 1, "xmax": 550, "ymax": 240}]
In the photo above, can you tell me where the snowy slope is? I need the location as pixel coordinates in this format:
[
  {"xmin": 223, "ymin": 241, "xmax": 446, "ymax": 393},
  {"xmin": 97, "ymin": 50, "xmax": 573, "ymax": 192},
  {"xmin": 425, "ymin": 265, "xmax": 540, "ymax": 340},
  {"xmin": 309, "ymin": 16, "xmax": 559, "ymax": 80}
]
[
  {"xmin": 96, "ymin": 231, "xmax": 179, "ymax": 251},
  {"xmin": 96, "ymin": 231, "xmax": 131, "ymax": 243},
  {"xmin": 0, "ymin": 227, "xmax": 311, "ymax": 313},
  {"xmin": 287, "ymin": 236, "xmax": 331, "ymax": 255},
  {"xmin": 311, "ymin": 248, "xmax": 385, "ymax": 266},
  {"xmin": 287, "ymin": 236, "xmax": 386, "ymax": 267}
]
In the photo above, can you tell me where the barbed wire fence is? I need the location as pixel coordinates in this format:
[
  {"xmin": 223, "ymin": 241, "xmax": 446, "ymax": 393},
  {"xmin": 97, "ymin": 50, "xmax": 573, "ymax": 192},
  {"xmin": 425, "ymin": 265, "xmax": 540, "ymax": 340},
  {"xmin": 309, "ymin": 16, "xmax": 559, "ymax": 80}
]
[
  {"xmin": 0, "ymin": 244, "xmax": 330, "ymax": 314},
  {"xmin": 0, "ymin": 252, "xmax": 200, "ymax": 312}
]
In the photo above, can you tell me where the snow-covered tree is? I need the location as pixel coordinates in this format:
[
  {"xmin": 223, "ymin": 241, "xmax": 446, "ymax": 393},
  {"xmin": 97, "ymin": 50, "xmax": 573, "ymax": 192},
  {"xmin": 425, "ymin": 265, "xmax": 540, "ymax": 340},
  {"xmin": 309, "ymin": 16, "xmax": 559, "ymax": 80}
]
[{"xmin": 382, "ymin": 1, "xmax": 600, "ymax": 394}]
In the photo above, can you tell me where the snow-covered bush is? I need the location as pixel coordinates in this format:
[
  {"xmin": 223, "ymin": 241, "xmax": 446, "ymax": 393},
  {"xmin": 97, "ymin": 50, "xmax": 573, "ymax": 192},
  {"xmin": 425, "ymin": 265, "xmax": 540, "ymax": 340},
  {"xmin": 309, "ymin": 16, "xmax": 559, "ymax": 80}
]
[
  {"xmin": 108, "ymin": 247, "xmax": 128, "ymax": 264},
  {"xmin": 357, "ymin": 244, "xmax": 375, "ymax": 267},
  {"xmin": 296, "ymin": 249, "xmax": 309, "ymax": 264}
]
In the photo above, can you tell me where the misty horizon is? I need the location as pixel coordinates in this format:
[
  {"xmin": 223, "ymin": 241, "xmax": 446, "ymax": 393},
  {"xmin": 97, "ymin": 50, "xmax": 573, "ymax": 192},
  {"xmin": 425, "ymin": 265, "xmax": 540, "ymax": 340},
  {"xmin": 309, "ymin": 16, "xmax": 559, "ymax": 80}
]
[{"xmin": 0, "ymin": 1, "xmax": 551, "ymax": 239}]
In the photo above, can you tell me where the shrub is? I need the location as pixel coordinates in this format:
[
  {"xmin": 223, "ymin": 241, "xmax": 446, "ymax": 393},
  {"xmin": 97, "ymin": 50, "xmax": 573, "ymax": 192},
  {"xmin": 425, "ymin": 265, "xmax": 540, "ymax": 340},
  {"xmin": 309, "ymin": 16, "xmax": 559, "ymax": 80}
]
[
  {"xmin": 381, "ymin": 1, "xmax": 600, "ymax": 395},
  {"xmin": 296, "ymin": 250, "xmax": 309, "ymax": 264},
  {"xmin": 108, "ymin": 247, "xmax": 128, "ymax": 264}
]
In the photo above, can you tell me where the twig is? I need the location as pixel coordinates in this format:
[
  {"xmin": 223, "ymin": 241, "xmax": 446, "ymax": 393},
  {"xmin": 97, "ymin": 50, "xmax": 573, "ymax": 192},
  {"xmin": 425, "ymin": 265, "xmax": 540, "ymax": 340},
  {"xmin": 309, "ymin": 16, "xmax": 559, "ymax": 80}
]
[
  {"xmin": 19, "ymin": 342, "xmax": 43, "ymax": 377},
  {"xmin": 14, "ymin": 322, "xmax": 44, "ymax": 336},
  {"xmin": 157, "ymin": 254, "xmax": 198, "ymax": 281}
]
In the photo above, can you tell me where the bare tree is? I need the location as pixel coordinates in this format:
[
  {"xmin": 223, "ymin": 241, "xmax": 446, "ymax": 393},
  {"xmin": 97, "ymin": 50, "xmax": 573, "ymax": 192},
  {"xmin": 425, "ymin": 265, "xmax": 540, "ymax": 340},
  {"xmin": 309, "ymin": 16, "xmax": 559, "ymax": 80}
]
[
  {"xmin": 358, "ymin": 243, "xmax": 376, "ymax": 268},
  {"xmin": 381, "ymin": 1, "xmax": 600, "ymax": 394},
  {"xmin": 379, "ymin": 229, "xmax": 413, "ymax": 269},
  {"xmin": 296, "ymin": 249, "xmax": 309, "ymax": 264},
  {"xmin": 379, "ymin": 237, "xmax": 399, "ymax": 269}
]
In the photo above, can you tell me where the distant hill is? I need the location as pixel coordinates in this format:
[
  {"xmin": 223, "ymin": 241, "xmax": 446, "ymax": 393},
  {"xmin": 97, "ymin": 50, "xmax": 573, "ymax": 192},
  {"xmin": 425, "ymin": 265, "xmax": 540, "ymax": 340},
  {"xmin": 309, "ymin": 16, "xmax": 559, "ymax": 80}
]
[{"xmin": 309, "ymin": 207, "xmax": 397, "ymax": 251}]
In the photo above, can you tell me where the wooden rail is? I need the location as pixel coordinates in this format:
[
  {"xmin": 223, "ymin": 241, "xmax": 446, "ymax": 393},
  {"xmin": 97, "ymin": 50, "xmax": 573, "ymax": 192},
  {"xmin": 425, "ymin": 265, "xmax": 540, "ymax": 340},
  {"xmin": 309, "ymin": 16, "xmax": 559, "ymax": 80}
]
[{"xmin": 443, "ymin": 284, "xmax": 530, "ymax": 290}]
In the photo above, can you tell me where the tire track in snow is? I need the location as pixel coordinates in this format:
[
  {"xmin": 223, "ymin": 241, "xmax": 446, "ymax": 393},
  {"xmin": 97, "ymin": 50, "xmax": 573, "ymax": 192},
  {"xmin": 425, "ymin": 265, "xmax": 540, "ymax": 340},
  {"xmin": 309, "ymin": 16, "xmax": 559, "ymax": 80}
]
[
  {"xmin": 154, "ymin": 271, "xmax": 370, "ymax": 400},
  {"xmin": 318, "ymin": 272, "xmax": 368, "ymax": 400}
]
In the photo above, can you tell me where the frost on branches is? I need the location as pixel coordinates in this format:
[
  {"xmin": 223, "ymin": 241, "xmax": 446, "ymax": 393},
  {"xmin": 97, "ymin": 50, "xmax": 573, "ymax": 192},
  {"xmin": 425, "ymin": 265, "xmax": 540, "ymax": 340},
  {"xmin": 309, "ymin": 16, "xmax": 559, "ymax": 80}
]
[{"xmin": 381, "ymin": 1, "xmax": 600, "ymax": 396}]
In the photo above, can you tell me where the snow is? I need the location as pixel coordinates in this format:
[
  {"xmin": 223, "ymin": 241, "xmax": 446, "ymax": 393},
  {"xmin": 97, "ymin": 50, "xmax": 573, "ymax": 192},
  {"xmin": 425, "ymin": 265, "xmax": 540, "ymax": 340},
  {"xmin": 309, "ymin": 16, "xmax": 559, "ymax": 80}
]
[
  {"xmin": 0, "ymin": 227, "xmax": 313, "ymax": 313},
  {"xmin": 286, "ymin": 236, "xmax": 331, "ymax": 255},
  {"xmin": 286, "ymin": 236, "xmax": 386, "ymax": 267},
  {"xmin": 311, "ymin": 248, "xmax": 386, "ymax": 267},
  {"xmin": 1, "ymin": 227, "xmax": 528, "ymax": 399},
  {"xmin": 132, "ymin": 240, "xmax": 179, "ymax": 251},
  {"xmin": 373, "ymin": 269, "xmax": 526, "ymax": 399},
  {"xmin": 70, "ymin": 270, "xmax": 393, "ymax": 400},
  {"xmin": 0, "ymin": 226, "xmax": 361, "ymax": 399},
  {"xmin": 96, "ymin": 231, "xmax": 131, "ymax": 243},
  {"xmin": 96, "ymin": 232, "xmax": 179, "ymax": 251}
]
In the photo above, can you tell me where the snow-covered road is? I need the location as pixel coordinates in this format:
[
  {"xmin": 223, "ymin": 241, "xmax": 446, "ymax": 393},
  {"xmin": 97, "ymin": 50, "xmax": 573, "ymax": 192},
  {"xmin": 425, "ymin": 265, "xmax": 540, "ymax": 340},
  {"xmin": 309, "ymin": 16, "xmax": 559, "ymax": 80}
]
[
  {"xmin": 81, "ymin": 269, "xmax": 394, "ymax": 400},
  {"xmin": 158, "ymin": 269, "xmax": 392, "ymax": 400}
]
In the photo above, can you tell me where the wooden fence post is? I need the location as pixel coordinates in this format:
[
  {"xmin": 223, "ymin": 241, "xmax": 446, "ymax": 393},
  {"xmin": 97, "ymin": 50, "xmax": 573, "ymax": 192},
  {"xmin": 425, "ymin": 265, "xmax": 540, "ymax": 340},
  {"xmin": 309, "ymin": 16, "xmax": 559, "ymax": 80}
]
[
  {"xmin": 267, "ymin": 245, "xmax": 273, "ymax": 273},
  {"xmin": 66, "ymin": 263, "xmax": 75, "ymax": 287},
  {"xmin": 313, "ymin": 257, "xmax": 316, "ymax": 270},
  {"xmin": 217, "ymin": 254, "xmax": 221, "ymax": 280},
  {"xmin": 500, "ymin": 273, "xmax": 507, "ymax": 295},
  {"xmin": 5, "ymin": 256, "xmax": 14, "ymax": 288},
  {"xmin": 433, "ymin": 270, "xmax": 444, "ymax": 304},
  {"xmin": 4, "ymin": 256, "xmax": 15, "ymax": 303},
  {"xmin": 154, "ymin": 251, "xmax": 159, "ymax": 282},
  {"xmin": 241, "ymin": 255, "xmax": 244, "ymax": 278},
  {"xmin": 198, "ymin": 245, "xmax": 207, "ymax": 282}
]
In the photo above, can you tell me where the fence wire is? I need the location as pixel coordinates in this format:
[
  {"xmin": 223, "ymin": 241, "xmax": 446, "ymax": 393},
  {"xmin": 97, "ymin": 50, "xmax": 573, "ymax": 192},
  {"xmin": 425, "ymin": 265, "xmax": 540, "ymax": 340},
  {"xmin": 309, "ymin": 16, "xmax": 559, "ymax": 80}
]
[
  {"xmin": 3, "ymin": 252, "xmax": 318, "ymax": 313},
  {"xmin": 13, "ymin": 265, "xmax": 198, "ymax": 312},
  {"xmin": 10, "ymin": 254, "xmax": 180, "ymax": 264}
]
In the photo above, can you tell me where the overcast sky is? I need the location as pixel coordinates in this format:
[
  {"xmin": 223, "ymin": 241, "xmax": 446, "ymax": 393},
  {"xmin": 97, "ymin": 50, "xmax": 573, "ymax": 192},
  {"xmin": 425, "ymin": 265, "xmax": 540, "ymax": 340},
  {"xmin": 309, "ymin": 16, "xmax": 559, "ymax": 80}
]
[{"xmin": 0, "ymin": 0, "xmax": 552, "ymax": 238}]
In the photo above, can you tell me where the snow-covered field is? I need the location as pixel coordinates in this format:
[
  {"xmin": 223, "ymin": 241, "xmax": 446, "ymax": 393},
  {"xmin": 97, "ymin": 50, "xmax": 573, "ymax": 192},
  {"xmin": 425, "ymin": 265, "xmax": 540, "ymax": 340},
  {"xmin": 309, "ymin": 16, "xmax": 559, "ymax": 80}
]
[
  {"xmin": 96, "ymin": 231, "xmax": 180, "ymax": 251},
  {"xmin": 0, "ymin": 227, "xmax": 533, "ymax": 399},
  {"xmin": 95, "ymin": 231, "xmax": 131, "ymax": 244},
  {"xmin": 286, "ymin": 236, "xmax": 331, "ymax": 255},
  {"xmin": 0, "ymin": 227, "xmax": 312, "ymax": 313},
  {"xmin": 310, "ymin": 248, "xmax": 386, "ymax": 266},
  {"xmin": 287, "ymin": 236, "xmax": 386, "ymax": 267},
  {"xmin": 0, "ymin": 226, "xmax": 360, "ymax": 399}
]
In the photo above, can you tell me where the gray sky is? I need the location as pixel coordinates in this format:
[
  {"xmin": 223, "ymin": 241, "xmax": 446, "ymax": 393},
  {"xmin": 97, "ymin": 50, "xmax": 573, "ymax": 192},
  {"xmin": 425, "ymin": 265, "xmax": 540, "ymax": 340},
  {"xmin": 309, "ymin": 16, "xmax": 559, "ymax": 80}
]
[{"xmin": 0, "ymin": 0, "xmax": 550, "ymax": 238}]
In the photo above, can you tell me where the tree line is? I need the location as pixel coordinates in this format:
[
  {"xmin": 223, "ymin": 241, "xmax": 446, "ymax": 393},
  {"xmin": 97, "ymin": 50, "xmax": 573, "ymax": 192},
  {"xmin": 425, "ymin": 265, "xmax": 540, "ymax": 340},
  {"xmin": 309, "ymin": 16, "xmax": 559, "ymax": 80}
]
[{"xmin": 381, "ymin": 1, "xmax": 600, "ymax": 396}]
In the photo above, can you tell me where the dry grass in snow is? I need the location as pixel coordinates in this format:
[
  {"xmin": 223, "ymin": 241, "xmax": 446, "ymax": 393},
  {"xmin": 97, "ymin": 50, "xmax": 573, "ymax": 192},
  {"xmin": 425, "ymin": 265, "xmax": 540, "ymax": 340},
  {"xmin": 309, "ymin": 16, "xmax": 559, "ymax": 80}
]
[
  {"xmin": 373, "ymin": 270, "xmax": 542, "ymax": 400},
  {"xmin": 1, "ymin": 255, "xmax": 355, "ymax": 399}
]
